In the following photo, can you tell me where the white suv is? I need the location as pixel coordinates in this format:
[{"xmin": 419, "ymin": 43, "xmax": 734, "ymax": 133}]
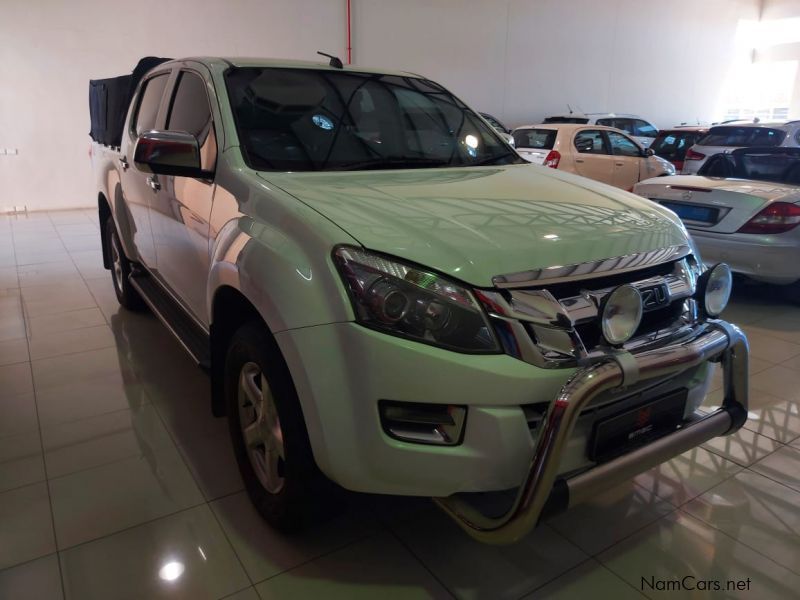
[
  {"xmin": 542, "ymin": 113, "xmax": 659, "ymax": 148},
  {"xmin": 681, "ymin": 120, "xmax": 800, "ymax": 174}
]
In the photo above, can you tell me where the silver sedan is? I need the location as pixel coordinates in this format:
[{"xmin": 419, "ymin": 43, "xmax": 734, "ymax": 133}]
[{"xmin": 634, "ymin": 147, "xmax": 800, "ymax": 301}]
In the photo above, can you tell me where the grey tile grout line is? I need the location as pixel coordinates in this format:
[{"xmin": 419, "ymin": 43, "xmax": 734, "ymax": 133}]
[{"xmin": 10, "ymin": 212, "xmax": 67, "ymax": 600}]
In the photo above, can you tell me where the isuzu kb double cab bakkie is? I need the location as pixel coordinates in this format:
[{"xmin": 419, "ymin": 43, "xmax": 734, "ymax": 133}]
[{"xmin": 89, "ymin": 56, "xmax": 749, "ymax": 544}]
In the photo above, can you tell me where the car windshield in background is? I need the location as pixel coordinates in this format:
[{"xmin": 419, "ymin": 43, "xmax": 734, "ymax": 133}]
[
  {"xmin": 543, "ymin": 116, "xmax": 589, "ymax": 124},
  {"xmin": 224, "ymin": 67, "xmax": 521, "ymax": 171},
  {"xmin": 696, "ymin": 126, "xmax": 787, "ymax": 147},
  {"xmin": 650, "ymin": 131, "xmax": 700, "ymax": 161},
  {"xmin": 513, "ymin": 128, "xmax": 557, "ymax": 149},
  {"xmin": 699, "ymin": 151, "xmax": 800, "ymax": 185}
]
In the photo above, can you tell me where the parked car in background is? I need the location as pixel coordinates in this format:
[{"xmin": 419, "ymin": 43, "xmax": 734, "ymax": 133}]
[
  {"xmin": 635, "ymin": 147, "xmax": 800, "ymax": 301},
  {"xmin": 650, "ymin": 126, "xmax": 708, "ymax": 171},
  {"xmin": 513, "ymin": 123, "xmax": 674, "ymax": 190},
  {"xmin": 681, "ymin": 121, "xmax": 800, "ymax": 174},
  {"xmin": 480, "ymin": 112, "xmax": 515, "ymax": 146},
  {"xmin": 542, "ymin": 113, "xmax": 659, "ymax": 147},
  {"xmin": 480, "ymin": 112, "xmax": 511, "ymax": 134}
]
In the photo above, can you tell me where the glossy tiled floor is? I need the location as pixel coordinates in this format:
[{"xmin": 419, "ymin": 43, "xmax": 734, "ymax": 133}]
[{"xmin": 2, "ymin": 210, "xmax": 800, "ymax": 599}]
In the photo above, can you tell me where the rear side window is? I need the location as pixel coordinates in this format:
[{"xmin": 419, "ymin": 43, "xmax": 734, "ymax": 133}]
[
  {"xmin": 633, "ymin": 119, "xmax": 658, "ymax": 138},
  {"xmin": 544, "ymin": 116, "xmax": 589, "ymax": 124},
  {"xmin": 133, "ymin": 74, "xmax": 169, "ymax": 136},
  {"xmin": 574, "ymin": 130, "xmax": 609, "ymax": 154},
  {"xmin": 513, "ymin": 128, "xmax": 557, "ymax": 149},
  {"xmin": 597, "ymin": 118, "xmax": 637, "ymax": 136},
  {"xmin": 697, "ymin": 126, "xmax": 787, "ymax": 147}
]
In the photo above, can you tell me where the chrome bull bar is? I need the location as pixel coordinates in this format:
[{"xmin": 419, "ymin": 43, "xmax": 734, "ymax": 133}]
[{"xmin": 434, "ymin": 320, "xmax": 749, "ymax": 545}]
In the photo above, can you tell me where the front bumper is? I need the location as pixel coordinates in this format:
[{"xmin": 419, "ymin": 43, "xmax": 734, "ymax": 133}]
[
  {"xmin": 691, "ymin": 229, "xmax": 800, "ymax": 284},
  {"xmin": 435, "ymin": 320, "xmax": 748, "ymax": 544}
]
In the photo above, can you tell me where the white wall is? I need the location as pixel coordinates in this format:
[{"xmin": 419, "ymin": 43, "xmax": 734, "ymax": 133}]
[
  {"xmin": 0, "ymin": 0, "xmax": 765, "ymax": 211},
  {"xmin": 756, "ymin": 0, "xmax": 800, "ymax": 118}
]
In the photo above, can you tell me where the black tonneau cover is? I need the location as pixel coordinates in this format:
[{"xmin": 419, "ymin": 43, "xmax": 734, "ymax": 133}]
[{"xmin": 89, "ymin": 57, "xmax": 171, "ymax": 146}]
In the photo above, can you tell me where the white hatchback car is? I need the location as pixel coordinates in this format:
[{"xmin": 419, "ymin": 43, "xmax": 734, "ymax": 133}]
[
  {"xmin": 542, "ymin": 113, "xmax": 659, "ymax": 147},
  {"xmin": 513, "ymin": 123, "xmax": 674, "ymax": 190},
  {"xmin": 681, "ymin": 120, "xmax": 800, "ymax": 174}
]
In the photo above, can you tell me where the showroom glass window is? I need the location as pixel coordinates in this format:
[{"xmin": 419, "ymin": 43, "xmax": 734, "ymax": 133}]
[
  {"xmin": 224, "ymin": 67, "xmax": 521, "ymax": 171},
  {"xmin": 134, "ymin": 74, "xmax": 169, "ymax": 136},
  {"xmin": 167, "ymin": 71, "xmax": 217, "ymax": 171},
  {"xmin": 574, "ymin": 130, "xmax": 609, "ymax": 154},
  {"xmin": 607, "ymin": 131, "xmax": 641, "ymax": 157}
]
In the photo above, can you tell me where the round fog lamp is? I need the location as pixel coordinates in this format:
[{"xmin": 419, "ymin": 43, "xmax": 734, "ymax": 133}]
[
  {"xmin": 700, "ymin": 263, "xmax": 732, "ymax": 317},
  {"xmin": 601, "ymin": 284, "xmax": 643, "ymax": 346}
]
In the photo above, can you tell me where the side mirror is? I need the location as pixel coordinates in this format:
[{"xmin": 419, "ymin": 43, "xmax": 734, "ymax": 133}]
[
  {"xmin": 643, "ymin": 147, "xmax": 655, "ymax": 157},
  {"xmin": 501, "ymin": 132, "xmax": 515, "ymax": 148},
  {"xmin": 133, "ymin": 130, "xmax": 211, "ymax": 178}
]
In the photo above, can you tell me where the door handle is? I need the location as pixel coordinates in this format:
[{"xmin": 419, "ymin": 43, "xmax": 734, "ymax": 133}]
[
  {"xmin": 119, "ymin": 156, "xmax": 129, "ymax": 170},
  {"xmin": 146, "ymin": 175, "xmax": 161, "ymax": 191},
  {"xmin": 615, "ymin": 162, "xmax": 624, "ymax": 166},
  {"xmin": 575, "ymin": 158, "xmax": 584, "ymax": 163}
]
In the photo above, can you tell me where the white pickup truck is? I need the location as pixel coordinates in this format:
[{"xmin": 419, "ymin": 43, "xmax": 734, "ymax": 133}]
[{"xmin": 89, "ymin": 56, "xmax": 748, "ymax": 544}]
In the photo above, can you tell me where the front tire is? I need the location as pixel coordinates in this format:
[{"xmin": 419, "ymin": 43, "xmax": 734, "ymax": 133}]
[
  {"xmin": 105, "ymin": 217, "xmax": 145, "ymax": 311},
  {"xmin": 225, "ymin": 320, "xmax": 335, "ymax": 531}
]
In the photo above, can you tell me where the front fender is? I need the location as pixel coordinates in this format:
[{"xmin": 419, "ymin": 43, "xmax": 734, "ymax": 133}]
[{"xmin": 207, "ymin": 204, "xmax": 357, "ymax": 335}]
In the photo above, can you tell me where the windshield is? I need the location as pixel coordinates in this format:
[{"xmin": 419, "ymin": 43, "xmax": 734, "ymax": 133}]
[
  {"xmin": 698, "ymin": 151, "xmax": 800, "ymax": 184},
  {"xmin": 650, "ymin": 131, "xmax": 701, "ymax": 162},
  {"xmin": 513, "ymin": 128, "xmax": 557, "ymax": 149},
  {"xmin": 224, "ymin": 67, "xmax": 521, "ymax": 171},
  {"xmin": 696, "ymin": 126, "xmax": 786, "ymax": 147}
]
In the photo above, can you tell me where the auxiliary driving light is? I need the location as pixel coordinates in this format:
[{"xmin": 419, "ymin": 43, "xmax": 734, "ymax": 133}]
[
  {"xmin": 698, "ymin": 263, "xmax": 732, "ymax": 317},
  {"xmin": 601, "ymin": 284, "xmax": 643, "ymax": 346}
]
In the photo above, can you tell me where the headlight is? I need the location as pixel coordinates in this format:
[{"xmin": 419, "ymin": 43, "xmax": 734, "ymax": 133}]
[
  {"xmin": 698, "ymin": 263, "xmax": 732, "ymax": 317},
  {"xmin": 601, "ymin": 284, "xmax": 643, "ymax": 346},
  {"xmin": 334, "ymin": 247, "xmax": 500, "ymax": 352}
]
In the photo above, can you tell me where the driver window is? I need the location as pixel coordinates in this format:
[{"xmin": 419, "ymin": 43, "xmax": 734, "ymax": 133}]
[
  {"xmin": 574, "ymin": 130, "xmax": 609, "ymax": 154},
  {"xmin": 167, "ymin": 71, "xmax": 217, "ymax": 172},
  {"xmin": 607, "ymin": 131, "xmax": 641, "ymax": 157}
]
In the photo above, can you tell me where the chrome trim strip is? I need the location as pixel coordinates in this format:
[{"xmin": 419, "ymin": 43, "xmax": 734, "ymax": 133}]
[
  {"xmin": 492, "ymin": 244, "xmax": 692, "ymax": 289},
  {"xmin": 433, "ymin": 321, "xmax": 748, "ymax": 545}
]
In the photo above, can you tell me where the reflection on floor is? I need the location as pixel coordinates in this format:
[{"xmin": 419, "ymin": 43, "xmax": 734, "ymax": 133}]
[{"xmin": 2, "ymin": 209, "xmax": 800, "ymax": 599}]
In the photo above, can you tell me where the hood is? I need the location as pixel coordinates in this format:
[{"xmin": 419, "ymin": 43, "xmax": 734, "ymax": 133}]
[
  {"xmin": 260, "ymin": 164, "xmax": 688, "ymax": 287},
  {"xmin": 636, "ymin": 175, "xmax": 800, "ymax": 202}
]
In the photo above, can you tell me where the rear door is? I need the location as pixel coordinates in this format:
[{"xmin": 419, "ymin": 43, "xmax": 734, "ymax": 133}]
[
  {"xmin": 148, "ymin": 68, "xmax": 218, "ymax": 322},
  {"xmin": 572, "ymin": 128, "xmax": 615, "ymax": 184},
  {"xmin": 120, "ymin": 71, "xmax": 171, "ymax": 268},
  {"xmin": 606, "ymin": 131, "xmax": 642, "ymax": 190}
]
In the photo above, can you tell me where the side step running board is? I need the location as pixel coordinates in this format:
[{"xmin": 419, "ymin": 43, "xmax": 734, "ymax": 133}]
[{"xmin": 129, "ymin": 272, "xmax": 211, "ymax": 369}]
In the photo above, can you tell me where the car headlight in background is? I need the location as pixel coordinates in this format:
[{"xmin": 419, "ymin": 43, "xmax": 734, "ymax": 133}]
[
  {"xmin": 601, "ymin": 284, "xmax": 643, "ymax": 346},
  {"xmin": 334, "ymin": 247, "xmax": 500, "ymax": 352},
  {"xmin": 698, "ymin": 263, "xmax": 732, "ymax": 317}
]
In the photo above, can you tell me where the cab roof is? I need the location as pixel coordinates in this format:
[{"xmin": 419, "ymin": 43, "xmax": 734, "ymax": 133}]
[{"xmin": 170, "ymin": 56, "xmax": 423, "ymax": 79}]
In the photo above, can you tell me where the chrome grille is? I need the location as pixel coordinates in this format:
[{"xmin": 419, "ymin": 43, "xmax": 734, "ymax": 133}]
[{"xmin": 481, "ymin": 255, "xmax": 701, "ymax": 368}]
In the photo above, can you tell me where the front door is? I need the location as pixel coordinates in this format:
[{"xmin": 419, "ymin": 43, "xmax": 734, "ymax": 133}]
[
  {"xmin": 572, "ymin": 129, "xmax": 615, "ymax": 185},
  {"xmin": 148, "ymin": 69, "xmax": 218, "ymax": 324},
  {"xmin": 607, "ymin": 131, "xmax": 642, "ymax": 191}
]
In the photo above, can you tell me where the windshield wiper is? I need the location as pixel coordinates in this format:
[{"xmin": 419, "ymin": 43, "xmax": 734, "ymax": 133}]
[{"xmin": 327, "ymin": 157, "xmax": 450, "ymax": 171}]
